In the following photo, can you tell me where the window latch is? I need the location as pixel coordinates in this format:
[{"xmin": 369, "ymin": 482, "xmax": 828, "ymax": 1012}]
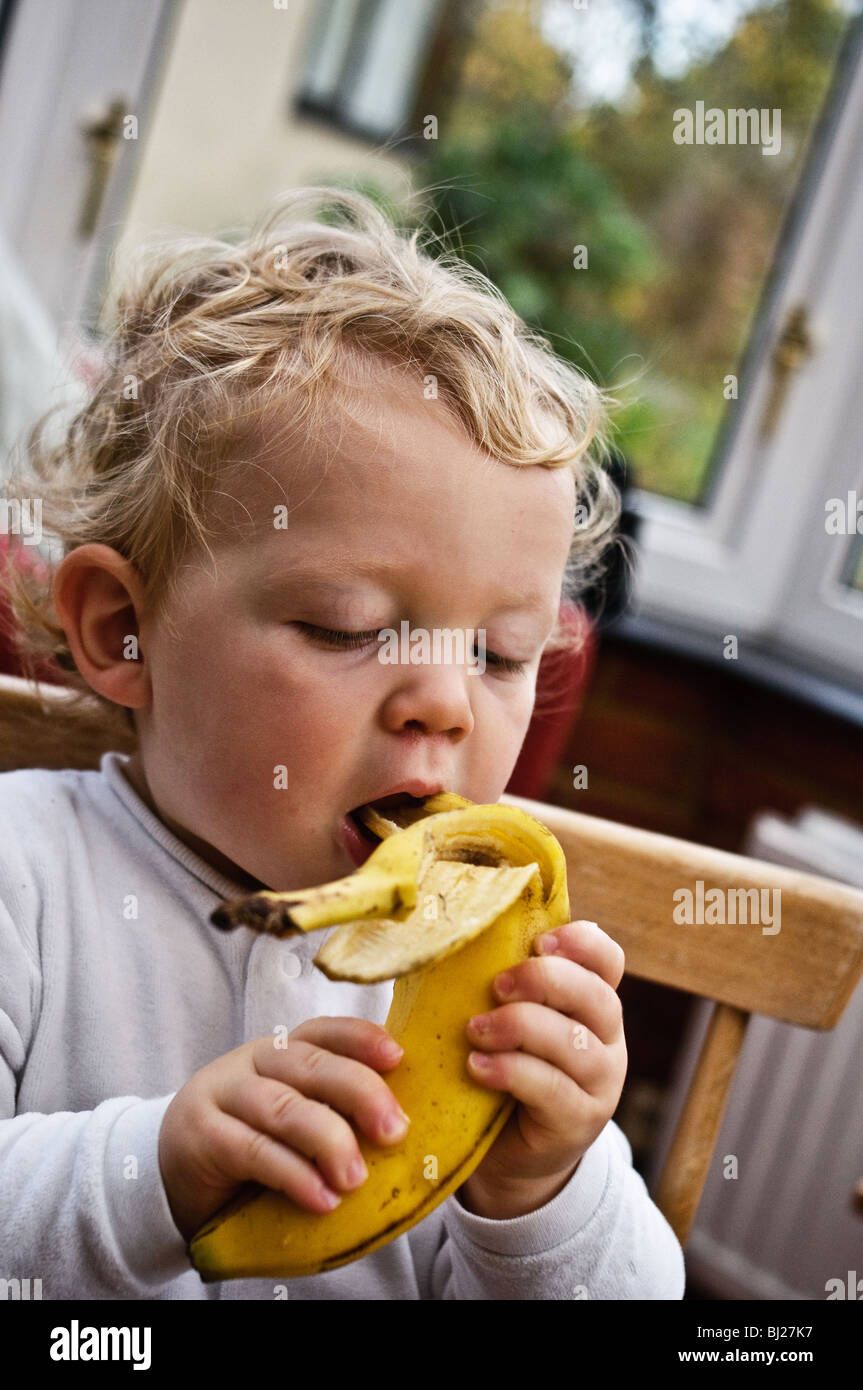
[
  {"xmin": 77, "ymin": 97, "xmax": 128, "ymax": 240},
  {"xmin": 758, "ymin": 303, "xmax": 814, "ymax": 442}
]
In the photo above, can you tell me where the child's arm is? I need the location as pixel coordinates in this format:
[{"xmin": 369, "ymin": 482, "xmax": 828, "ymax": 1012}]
[
  {"xmin": 1, "ymin": 886, "xmax": 408, "ymax": 1298},
  {"xmin": 0, "ymin": 893, "xmax": 195, "ymax": 1298},
  {"xmin": 0, "ymin": 1097, "xmax": 194, "ymax": 1299}
]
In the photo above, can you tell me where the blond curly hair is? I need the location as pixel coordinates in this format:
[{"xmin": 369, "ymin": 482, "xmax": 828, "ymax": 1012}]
[{"xmin": 4, "ymin": 185, "xmax": 621, "ymax": 737}]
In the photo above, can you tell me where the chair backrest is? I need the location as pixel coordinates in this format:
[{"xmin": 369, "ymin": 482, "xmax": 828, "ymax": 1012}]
[
  {"xmin": 3, "ymin": 673, "xmax": 862, "ymax": 1249},
  {"xmin": 0, "ymin": 672, "xmax": 136, "ymax": 771},
  {"xmin": 502, "ymin": 793, "xmax": 863, "ymax": 1246}
]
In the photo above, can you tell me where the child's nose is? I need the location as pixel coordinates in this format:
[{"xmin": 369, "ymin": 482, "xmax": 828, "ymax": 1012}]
[{"xmin": 379, "ymin": 664, "xmax": 476, "ymax": 740}]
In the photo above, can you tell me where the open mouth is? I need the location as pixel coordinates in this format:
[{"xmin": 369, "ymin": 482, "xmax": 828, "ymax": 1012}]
[
  {"xmin": 346, "ymin": 807, "xmax": 383, "ymax": 846},
  {"xmin": 340, "ymin": 791, "xmax": 470, "ymax": 869},
  {"xmin": 346, "ymin": 793, "xmax": 430, "ymax": 845}
]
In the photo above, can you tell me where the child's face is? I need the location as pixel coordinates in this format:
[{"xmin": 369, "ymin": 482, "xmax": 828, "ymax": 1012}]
[{"xmin": 125, "ymin": 368, "xmax": 576, "ymax": 891}]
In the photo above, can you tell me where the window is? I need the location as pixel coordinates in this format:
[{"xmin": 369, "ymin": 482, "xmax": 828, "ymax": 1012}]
[
  {"xmin": 628, "ymin": 14, "xmax": 863, "ymax": 689},
  {"xmin": 539, "ymin": 0, "xmax": 863, "ymax": 512},
  {"xmin": 295, "ymin": 0, "xmax": 443, "ymax": 142},
  {"xmin": 535, "ymin": 1, "xmax": 863, "ymax": 690}
]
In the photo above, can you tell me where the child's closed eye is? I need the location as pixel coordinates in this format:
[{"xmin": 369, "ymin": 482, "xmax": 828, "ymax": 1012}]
[
  {"xmin": 295, "ymin": 623, "xmax": 381, "ymax": 650},
  {"xmin": 294, "ymin": 623, "xmax": 528, "ymax": 674}
]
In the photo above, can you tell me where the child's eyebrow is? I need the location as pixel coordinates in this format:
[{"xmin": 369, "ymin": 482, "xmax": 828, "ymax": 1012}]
[
  {"xmin": 257, "ymin": 562, "xmax": 396, "ymax": 597},
  {"xmin": 257, "ymin": 563, "xmax": 556, "ymax": 621}
]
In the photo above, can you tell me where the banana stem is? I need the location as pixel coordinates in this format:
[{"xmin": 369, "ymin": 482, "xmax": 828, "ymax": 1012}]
[{"xmin": 210, "ymin": 870, "xmax": 416, "ymax": 937}]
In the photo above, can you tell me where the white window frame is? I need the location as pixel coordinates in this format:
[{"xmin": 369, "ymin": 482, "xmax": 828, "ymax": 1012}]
[
  {"xmin": 626, "ymin": 16, "xmax": 863, "ymax": 697},
  {"xmin": 0, "ymin": 0, "xmax": 176, "ymax": 334}
]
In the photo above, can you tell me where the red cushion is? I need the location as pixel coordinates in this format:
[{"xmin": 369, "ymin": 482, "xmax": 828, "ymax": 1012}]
[
  {"xmin": 506, "ymin": 601, "xmax": 596, "ymax": 801},
  {"xmin": 0, "ymin": 534, "xmax": 63, "ymax": 683}
]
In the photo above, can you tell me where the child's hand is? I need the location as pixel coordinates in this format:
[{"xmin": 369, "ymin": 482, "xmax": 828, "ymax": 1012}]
[
  {"xmin": 158, "ymin": 1018, "xmax": 409, "ymax": 1242},
  {"xmin": 459, "ymin": 919, "xmax": 628, "ymax": 1219}
]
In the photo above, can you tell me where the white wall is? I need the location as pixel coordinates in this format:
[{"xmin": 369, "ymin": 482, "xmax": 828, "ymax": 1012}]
[{"xmin": 103, "ymin": 0, "xmax": 414, "ymax": 322}]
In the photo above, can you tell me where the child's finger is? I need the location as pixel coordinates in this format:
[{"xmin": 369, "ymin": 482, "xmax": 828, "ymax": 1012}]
[
  {"xmin": 534, "ymin": 919, "xmax": 625, "ymax": 989},
  {"xmin": 244, "ymin": 1036, "xmax": 410, "ymax": 1149},
  {"xmin": 491, "ymin": 955, "xmax": 624, "ymax": 1045},
  {"xmin": 203, "ymin": 1106, "xmax": 347, "ymax": 1215},
  {"xmin": 466, "ymin": 1048, "xmax": 583, "ymax": 1133},
  {"xmin": 287, "ymin": 1016, "xmax": 404, "ymax": 1069},
  {"xmin": 466, "ymin": 999, "xmax": 608, "ymax": 1094}
]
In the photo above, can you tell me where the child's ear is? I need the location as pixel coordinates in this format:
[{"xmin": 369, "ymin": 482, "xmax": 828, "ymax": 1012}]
[{"xmin": 52, "ymin": 544, "xmax": 152, "ymax": 710}]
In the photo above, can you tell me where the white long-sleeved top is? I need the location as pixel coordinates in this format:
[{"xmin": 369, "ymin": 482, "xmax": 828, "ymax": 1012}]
[{"xmin": 0, "ymin": 752, "xmax": 685, "ymax": 1300}]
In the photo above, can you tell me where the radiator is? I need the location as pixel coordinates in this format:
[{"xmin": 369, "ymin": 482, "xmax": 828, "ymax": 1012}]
[{"xmin": 647, "ymin": 807, "xmax": 863, "ymax": 1300}]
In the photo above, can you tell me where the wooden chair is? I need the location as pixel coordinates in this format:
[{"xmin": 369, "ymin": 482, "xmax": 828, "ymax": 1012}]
[
  {"xmin": 3, "ymin": 670, "xmax": 863, "ymax": 1250},
  {"xmin": 502, "ymin": 793, "xmax": 863, "ymax": 1247},
  {"xmin": 0, "ymin": 671, "xmax": 137, "ymax": 769}
]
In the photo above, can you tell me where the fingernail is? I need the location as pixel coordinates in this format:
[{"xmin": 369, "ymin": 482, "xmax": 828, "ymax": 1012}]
[
  {"xmin": 320, "ymin": 1185, "xmax": 342, "ymax": 1209},
  {"xmin": 346, "ymin": 1157, "xmax": 367, "ymax": 1186},
  {"xmin": 469, "ymin": 1051, "xmax": 490, "ymax": 1069},
  {"xmin": 381, "ymin": 1039, "xmax": 403, "ymax": 1060},
  {"xmin": 382, "ymin": 1109, "xmax": 409, "ymax": 1139},
  {"xmin": 495, "ymin": 972, "xmax": 514, "ymax": 997},
  {"xmin": 537, "ymin": 932, "xmax": 559, "ymax": 953}
]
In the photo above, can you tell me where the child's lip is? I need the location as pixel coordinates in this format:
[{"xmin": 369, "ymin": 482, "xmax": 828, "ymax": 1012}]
[
  {"xmin": 338, "ymin": 812, "xmax": 379, "ymax": 868},
  {"xmin": 353, "ymin": 781, "xmax": 446, "ymax": 812}
]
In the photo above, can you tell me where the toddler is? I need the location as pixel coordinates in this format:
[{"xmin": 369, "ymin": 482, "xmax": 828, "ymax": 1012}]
[{"xmin": 0, "ymin": 186, "xmax": 685, "ymax": 1299}]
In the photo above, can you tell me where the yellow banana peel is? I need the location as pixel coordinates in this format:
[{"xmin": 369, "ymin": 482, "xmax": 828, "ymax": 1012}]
[{"xmin": 190, "ymin": 795, "xmax": 570, "ymax": 1281}]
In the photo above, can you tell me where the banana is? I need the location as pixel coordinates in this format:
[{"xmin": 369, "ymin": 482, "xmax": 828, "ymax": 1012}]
[{"xmin": 191, "ymin": 796, "xmax": 570, "ymax": 1281}]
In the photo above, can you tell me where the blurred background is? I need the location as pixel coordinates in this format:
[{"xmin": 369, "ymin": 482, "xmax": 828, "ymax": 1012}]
[{"xmin": 1, "ymin": 0, "xmax": 862, "ymax": 1299}]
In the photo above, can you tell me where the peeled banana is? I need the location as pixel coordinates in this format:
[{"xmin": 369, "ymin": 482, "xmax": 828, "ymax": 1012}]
[{"xmin": 190, "ymin": 795, "xmax": 570, "ymax": 1281}]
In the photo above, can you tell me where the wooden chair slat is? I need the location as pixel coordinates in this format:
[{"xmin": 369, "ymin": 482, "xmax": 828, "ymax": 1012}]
[
  {"xmin": 0, "ymin": 673, "xmax": 136, "ymax": 772},
  {"xmin": 503, "ymin": 793, "xmax": 863, "ymax": 1029},
  {"xmin": 653, "ymin": 1002, "xmax": 750, "ymax": 1247}
]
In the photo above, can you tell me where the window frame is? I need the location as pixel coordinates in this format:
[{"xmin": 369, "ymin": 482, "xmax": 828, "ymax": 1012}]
[{"xmin": 624, "ymin": 15, "xmax": 863, "ymax": 698}]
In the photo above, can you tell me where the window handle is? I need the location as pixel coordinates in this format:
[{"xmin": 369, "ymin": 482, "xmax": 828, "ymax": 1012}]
[
  {"xmin": 758, "ymin": 303, "xmax": 814, "ymax": 442},
  {"xmin": 77, "ymin": 97, "xmax": 128, "ymax": 240}
]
